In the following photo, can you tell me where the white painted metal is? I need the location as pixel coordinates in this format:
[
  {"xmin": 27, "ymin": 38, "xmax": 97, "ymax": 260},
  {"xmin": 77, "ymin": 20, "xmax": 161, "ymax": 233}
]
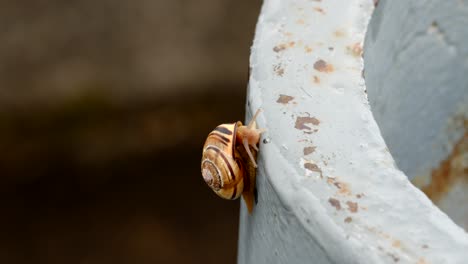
[
  {"xmin": 364, "ymin": 0, "xmax": 468, "ymax": 230},
  {"xmin": 238, "ymin": 0, "xmax": 468, "ymax": 263}
]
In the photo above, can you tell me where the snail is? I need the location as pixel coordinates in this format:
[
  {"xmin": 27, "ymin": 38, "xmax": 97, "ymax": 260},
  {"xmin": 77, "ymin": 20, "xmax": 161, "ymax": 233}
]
[{"xmin": 201, "ymin": 109, "xmax": 265, "ymax": 213}]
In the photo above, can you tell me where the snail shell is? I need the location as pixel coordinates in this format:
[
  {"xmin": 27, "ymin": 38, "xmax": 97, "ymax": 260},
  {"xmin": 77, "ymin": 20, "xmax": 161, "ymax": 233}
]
[
  {"xmin": 201, "ymin": 122, "xmax": 245, "ymax": 200},
  {"xmin": 201, "ymin": 109, "xmax": 264, "ymax": 213}
]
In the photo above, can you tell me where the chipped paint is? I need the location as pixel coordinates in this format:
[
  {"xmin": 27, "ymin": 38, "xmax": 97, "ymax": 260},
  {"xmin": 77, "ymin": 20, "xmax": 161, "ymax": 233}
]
[
  {"xmin": 304, "ymin": 162, "xmax": 322, "ymax": 177},
  {"xmin": 276, "ymin": 94, "xmax": 295, "ymax": 104},
  {"xmin": 328, "ymin": 198, "xmax": 341, "ymax": 210},
  {"xmin": 294, "ymin": 115, "xmax": 320, "ymax": 131},
  {"xmin": 239, "ymin": 0, "xmax": 468, "ymax": 263},
  {"xmin": 313, "ymin": 59, "xmax": 334, "ymax": 73},
  {"xmin": 303, "ymin": 146, "xmax": 316, "ymax": 155}
]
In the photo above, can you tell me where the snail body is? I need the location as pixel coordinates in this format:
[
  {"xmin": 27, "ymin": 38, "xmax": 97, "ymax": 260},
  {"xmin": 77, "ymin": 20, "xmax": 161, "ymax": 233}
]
[{"xmin": 201, "ymin": 109, "xmax": 264, "ymax": 213}]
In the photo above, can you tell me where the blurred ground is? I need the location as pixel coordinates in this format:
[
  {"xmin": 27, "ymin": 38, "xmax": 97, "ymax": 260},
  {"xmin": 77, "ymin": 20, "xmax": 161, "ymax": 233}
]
[{"xmin": 0, "ymin": 1, "xmax": 262, "ymax": 263}]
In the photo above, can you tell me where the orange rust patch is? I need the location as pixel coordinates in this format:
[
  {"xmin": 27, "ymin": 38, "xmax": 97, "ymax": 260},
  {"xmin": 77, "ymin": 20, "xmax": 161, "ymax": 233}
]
[
  {"xmin": 392, "ymin": 240, "xmax": 401, "ymax": 248},
  {"xmin": 313, "ymin": 59, "xmax": 334, "ymax": 73},
  {"xmin": 344, "ymin": 217, "xmax": 352, "ymax": 223},
  {"xmin": 420, "ymin": 129, "xmax": 467, "ymax": 202},
  {"xmin": 337, "ymin": 182, "xmax": 352, "ymax": 196},
  {"xmin": 304, "ymin": 162, "xmax": 322, "ymax": 177},
  {"xmin": 295, "ymin": 115, "xmax": 320, "ymax": 131},
  {"xmin": 347, "ymin": 42, "xmax": 363, "ymax": 57},
  {"xmin": 289, "ymin": 41, "xmax": 296, "ymax": 47},
  {"xmin": 296, "ymin": 19, "xmax": 305, "ymax": 25},
  {"xmin": 313, "ymin": 75, "xmax": 320, "ymax": 84},
  {"xmin": 334, "ymin": 29, "xmax": 346, "ymax": 37},
  {"xmin": 276, "ymin": 94, "xmax": 294, "ymax": 104},
  {"xmin": 305, "ymin": 45, "xmax": 313, "ymax": 53},
  {"xmin": 328, "ymin": 198, "xmax": 341, "ymax": 210},
  {"xmin": 303, "ymin": 146, "xmax": 316, "ymax": 155},
  {"xmin": 327, "ymin": 177, "xmax": 352, "ymax": 196},
  {"xmin": 417, "ymin": 257, "xmax": 428, "ymax": 264},
  {"xmin": 346, "ymin": 201, "xmax": 358, "ymax": 213},
  {"xmin": 273, "ymin": 64, "xmax": 285, "ymax": 76}
]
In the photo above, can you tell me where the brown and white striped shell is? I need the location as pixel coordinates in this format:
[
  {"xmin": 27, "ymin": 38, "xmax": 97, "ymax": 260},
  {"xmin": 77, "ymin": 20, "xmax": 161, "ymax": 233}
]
[
  {"xmin": 201, "ymin": 109, "xmax": 264, "ymax": 213},
  {"xmin": 201, "ymin": 122, "xmax": 245, "ymax": 200}
]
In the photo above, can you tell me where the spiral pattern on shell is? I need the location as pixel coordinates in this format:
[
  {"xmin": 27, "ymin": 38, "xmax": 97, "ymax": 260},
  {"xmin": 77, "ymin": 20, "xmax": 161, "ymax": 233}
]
[{"xmin": 201, "ymin": 123, "xmax": 244, "ymax": 200}]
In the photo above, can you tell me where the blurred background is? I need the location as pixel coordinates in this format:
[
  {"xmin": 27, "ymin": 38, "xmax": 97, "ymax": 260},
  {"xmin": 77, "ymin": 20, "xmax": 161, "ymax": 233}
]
[{"xmin": 0, "ymin": 1, "xmax": 262, "ymax": 263}]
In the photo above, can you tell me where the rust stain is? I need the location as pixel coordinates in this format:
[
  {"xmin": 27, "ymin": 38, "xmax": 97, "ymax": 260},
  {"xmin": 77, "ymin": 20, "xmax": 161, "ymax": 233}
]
[
  {"xmin": 289, "ymin": 41, "xmax": 296, "ymax": 47},
  {"xmin": 392, "ymin": 240, "xmax": 401, "ymax": 248},
  {"xmin": 273, "ymin": 64, "xmax": 285, "ymax": 76},
  {"xmin": 296, "ymin": 19, "xmax": 305, "ymax": 25},
  {"xmin": 419, "ymin": 129, "xmax": 467, "ymax": 202},
  {"xmin": 304, "ymin": 162, "xmax": 322, "ymax": 177},
  {"xmin": 347, "ymin": 42, "xmax": 363, "ymax": 57},
  {"xmin": 276, "ymin": 94, "xmax": 294, "ymax": 104},
  {"xmin": 313, "ymin": 59, "xmax": 334, "ymax": 73},
  {"xmin": 356, "ymin": 193, "xmax": 363, "ymax": 199},
  {"xmin": 313, "ymin": 7, "xmax": 325, "ymax": 14},
  {"xmin": 273, "ymin": 44, "xmax": 287, "ymax": 52},
  {"xmin": 303, "ymin": 146, "xmax": 316, "ymax": 155},
  {"xmin": 295, "ymin": 115, "xmax": 320, "ymax": 131},
  {"xmin": 346, "ymin": 201, "xmax": 358, "ymax": 213},
  {"xmin": 327, "ymin": 177, "xmax": 352, "ymax": 196},
  {"xmin": 328, "ymin": 198, "xmax": 341, "ymax": 210},
  {"xmin": 344, "ymin": 217, "xmax": 352, "ymax": 223},
  {"xmin": 304, "ymin": 45, "xmax": 313, "ymax": 53},
  {"xmin": 337, "ymin": 182, "xmax": 352, "ymax": 196},
  {"xmin": 334, "ymin": 29, "xmax": 346, "ymax": 38},
  {"xmin": 417, "ymin": 257, "xmax": 428, "ymax": 264},
  {"xmin": 313, "ymin": 75, "xmax": 320, "ymax": 84}
]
